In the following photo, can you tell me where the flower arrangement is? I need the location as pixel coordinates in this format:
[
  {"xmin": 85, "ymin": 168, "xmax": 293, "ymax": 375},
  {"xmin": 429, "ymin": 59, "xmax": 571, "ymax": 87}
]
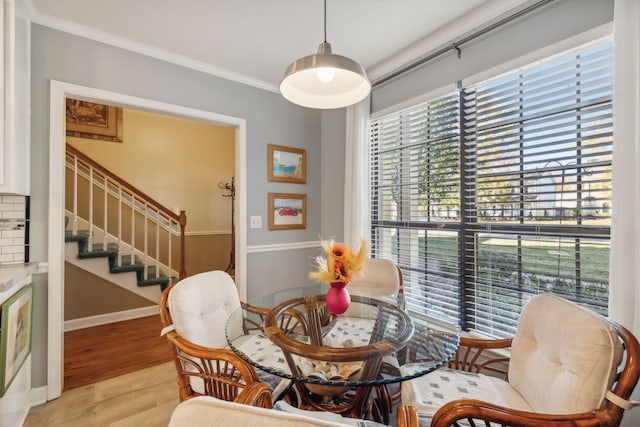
[{"xmin": 309, "ymin": 239, "xmax": 369, "ymax": 284}]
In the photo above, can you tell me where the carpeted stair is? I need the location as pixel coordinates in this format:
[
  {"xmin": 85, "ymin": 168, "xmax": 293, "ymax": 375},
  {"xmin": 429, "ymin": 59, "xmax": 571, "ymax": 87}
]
[{"xmin": 65, "ymin": 228, "xmax": 173, "ymax": 291}]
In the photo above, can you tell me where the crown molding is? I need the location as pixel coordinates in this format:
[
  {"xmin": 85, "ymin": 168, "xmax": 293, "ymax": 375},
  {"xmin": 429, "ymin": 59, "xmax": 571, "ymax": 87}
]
[
  {"xmin": 367, "ymin": 0, "xmax": 541, "ymax": 84},
  {"xmin": 29, "ymin": 10, "xmax": 280, "ymax": 93}
]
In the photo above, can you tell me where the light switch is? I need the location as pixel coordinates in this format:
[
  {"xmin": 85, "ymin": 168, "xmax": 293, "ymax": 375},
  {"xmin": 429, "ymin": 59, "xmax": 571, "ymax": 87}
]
[{"xmin": 250, "ymin": 216, "xmax": 262, "ymax": 229}]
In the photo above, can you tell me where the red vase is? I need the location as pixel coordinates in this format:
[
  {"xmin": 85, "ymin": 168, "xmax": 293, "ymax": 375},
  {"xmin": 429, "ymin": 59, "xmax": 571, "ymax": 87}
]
[{"xmin": 326, "ymin": 281, "xmax": 351, "ymax": 315}]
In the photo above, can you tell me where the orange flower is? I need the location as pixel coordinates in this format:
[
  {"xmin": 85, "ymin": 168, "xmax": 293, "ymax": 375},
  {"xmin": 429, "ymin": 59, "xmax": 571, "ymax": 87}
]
[
  {"xmin": 331, "ymin": 244, "xmax": 348, "ymax": 260},
  {"xmin": 309, "ymin": 239, "xmax": 369, "ymax": 284}
]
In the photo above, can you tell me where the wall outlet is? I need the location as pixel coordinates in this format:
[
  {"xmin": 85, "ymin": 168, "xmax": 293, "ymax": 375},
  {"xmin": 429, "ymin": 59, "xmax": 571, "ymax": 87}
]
[{"xmin": 249, "ymin": 215, "xmax": 262, "ymax": 229}]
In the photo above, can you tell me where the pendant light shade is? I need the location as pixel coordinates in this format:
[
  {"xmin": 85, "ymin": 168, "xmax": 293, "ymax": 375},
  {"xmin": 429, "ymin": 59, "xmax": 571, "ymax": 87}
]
[{"xmin": 280, "ymin": 3, "xmax": 370, "ymax": 109}]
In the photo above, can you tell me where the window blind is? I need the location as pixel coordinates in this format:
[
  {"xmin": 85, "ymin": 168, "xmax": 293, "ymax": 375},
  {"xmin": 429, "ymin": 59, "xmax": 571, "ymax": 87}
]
[
  {"xmin": 462, "ymin": 40, "xmax": 612, "ymax": 336},
  {"xmin": 370, "ymin": 93, "xmax": 462, "ymax": 325},
  {"xmin": 369, "ymin": 38, "xmax": 612, "ymax": 337}
]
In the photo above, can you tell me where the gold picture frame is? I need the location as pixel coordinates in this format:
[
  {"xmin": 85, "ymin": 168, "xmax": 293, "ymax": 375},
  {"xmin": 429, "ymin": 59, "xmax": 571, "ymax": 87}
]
[
  {"xmin": 268, "ymin": 193, "xmax": 306, "ymax": 230},
  {"xmin": 268, "ymin": 144, "xmax": 306, "ymax": 184},
  {"xmin": 65, "ymin": 98, "xmax": 123, "ymax": 142}
]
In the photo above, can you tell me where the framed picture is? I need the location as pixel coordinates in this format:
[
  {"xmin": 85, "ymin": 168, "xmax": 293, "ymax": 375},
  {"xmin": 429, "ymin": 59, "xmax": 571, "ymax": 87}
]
[
  {"xmin": 268, "ymin": 193, "xmax": 306, "ymax": 230},
  {"xmin": 0, "ymin": 283, "xmax": 34, "ymax": 397},
  {"xmin": 66, "ymin": 98, "xmax": 123, "ymax": 142},
  {"xmin": 268, "ymin": 144, "xmax": 306, "ymax": 184}
]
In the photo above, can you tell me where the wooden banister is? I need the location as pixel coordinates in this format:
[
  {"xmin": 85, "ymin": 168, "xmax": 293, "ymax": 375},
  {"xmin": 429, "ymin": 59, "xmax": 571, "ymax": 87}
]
[
  {"xmin": 66, "ymin": 144, "xmax": 180, "ymax": 223},
  {"xmin": 66, "ymin": 143, "xmax": 187, "ymax": 281}
]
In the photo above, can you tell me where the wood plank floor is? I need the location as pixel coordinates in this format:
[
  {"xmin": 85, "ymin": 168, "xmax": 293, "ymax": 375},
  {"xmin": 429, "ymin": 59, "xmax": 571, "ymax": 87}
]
[
  {"xmin": 25, "ymin": 314, "xmax": 179, "ymax": 426},
  {"xmin": 63, "ymin": 314, "xmax": 173, "ymax": 391},
  {"xmin": 25, "ymin": 361, "xmax": 179, "ymax": 427}
]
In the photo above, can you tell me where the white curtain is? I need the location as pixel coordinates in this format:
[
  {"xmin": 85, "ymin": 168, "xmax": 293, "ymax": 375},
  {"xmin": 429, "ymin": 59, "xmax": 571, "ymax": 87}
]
[
  {"xmin": 610, "ymin": 0, "xmax": 640, "ymax": 335},
  {"xmin": 343, "ymin": 99, "xmax": 371, "ymax": 250},
  {"xmin": 609, "ymin": 0, "xmax": 640, "ymax": 424}
]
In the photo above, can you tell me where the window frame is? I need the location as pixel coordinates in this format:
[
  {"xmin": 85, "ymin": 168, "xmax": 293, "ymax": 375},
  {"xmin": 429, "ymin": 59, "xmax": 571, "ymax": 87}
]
[{"xmin": 369, "ymin": 35, "xmax": 613, "ymax": 337}]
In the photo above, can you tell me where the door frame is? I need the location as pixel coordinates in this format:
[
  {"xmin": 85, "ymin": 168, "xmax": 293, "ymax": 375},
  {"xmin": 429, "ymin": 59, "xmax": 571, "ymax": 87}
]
[{"xmin": 47, "ymin": 80, "xmax": 247, "ymax": 400}]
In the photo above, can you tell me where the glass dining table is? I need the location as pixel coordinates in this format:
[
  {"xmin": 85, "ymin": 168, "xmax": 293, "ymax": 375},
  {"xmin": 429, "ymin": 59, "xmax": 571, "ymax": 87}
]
[{"xmin": 226, "ymin": 283, "xmax": 459, "ymax": 424}]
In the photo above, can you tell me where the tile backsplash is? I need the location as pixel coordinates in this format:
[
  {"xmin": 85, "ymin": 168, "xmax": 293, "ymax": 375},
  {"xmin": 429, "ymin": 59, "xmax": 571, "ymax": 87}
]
[{"xmin": 0, "ymin": 195, "xmax": 27, "ymax": 265}]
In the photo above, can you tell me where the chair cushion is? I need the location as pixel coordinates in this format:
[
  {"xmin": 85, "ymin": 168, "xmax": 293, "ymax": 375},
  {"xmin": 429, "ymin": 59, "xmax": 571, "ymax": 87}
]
[
  {"xmin": 168, "ymin": 271, "xmax": 240, "ymax": 348},
  {"xmin": 273, "ymin": 401, "xmax": 389, "ymax": 427},
  {"xmin": 509, "ymin": 293, "xmax": 623, "ymax": 414},
  {"xmin": 349, "ymin": 258, "xmax": 400, "ymax": 302},
  {"xmin": 231, "ymin": 332, "xmax": 290, "ymax": 375},
  {"xmin": 168, "ymin": 396, "xmax": 384, "ymax": 427},
  {"xmin": 400, "ymin": 367, "xmax": 532, "ymax": 423}
]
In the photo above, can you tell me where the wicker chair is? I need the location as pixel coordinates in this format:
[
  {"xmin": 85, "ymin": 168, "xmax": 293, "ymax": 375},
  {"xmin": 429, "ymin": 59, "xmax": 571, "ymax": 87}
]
[
  {"xmin": 160, "ymin": 270, "xmax": 275, "ymax": 406},
  {"xmin": 400, "ymin": 293, "xmax": 640, "ymax": 427}
]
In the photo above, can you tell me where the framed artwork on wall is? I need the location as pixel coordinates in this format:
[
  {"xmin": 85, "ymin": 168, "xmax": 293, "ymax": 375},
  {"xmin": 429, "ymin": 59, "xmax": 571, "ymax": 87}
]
[
  {"xmin": 65, "ymin": 98, "xmax": 123, "ymax": 142},
  {"xmin": 268, "ymin": 193, "xmax": 306, "ymax": 230},
  {"xmin": 0, "ymin": 283, "xmax": 34, "ymax": 397},
  {"xmin": 268, "ymin": 144, "xmax": 306, "ymax": 184}
]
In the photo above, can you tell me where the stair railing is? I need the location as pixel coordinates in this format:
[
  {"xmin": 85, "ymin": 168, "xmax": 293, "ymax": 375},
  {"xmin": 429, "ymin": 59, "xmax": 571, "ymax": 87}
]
[{"xmin": 65, "ymin": 144, "xmax": 187, "ymax": 282}]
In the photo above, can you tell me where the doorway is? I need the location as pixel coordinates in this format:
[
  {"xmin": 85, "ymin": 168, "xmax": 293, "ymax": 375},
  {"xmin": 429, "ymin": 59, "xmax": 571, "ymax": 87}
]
[{"xmin": 47, "ymin": 80, "xmax": 248, "ymax": 400}]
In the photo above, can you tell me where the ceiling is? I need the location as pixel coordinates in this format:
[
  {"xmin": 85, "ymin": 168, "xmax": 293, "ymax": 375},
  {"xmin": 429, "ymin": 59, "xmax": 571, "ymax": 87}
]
[{"xmin": 27, "ymin": 0, "xmax": 536, "ymax": 92}]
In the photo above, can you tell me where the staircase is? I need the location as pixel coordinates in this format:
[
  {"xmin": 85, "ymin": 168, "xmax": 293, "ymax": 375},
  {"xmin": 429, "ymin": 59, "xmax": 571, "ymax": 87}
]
[
  {"xmin": 65, "ymin": 228, "xmax": 171, "ymax": 291},
  {"xmin": 65, "ymin": 144, "xmax": 187, "ymax": 304}
]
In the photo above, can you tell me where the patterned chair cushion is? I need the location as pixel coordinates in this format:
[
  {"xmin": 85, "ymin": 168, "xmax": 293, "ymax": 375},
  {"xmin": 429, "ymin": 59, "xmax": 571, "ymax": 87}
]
[{"xmin": 400, "ymin": 367, "xmax": 532, "ymax": 424}]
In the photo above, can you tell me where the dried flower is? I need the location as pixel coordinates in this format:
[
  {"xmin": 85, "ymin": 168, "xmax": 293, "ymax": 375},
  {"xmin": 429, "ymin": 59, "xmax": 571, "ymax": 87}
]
[{"xmin": 309, "ymin": 239, "xmax": 369, "ymax": 284}]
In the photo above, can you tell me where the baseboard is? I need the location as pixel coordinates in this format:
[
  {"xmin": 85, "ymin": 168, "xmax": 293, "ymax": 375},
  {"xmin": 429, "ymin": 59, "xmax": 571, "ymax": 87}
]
[
  {"xmin": 64, "ymin": 305, "xmax": 159, "ymax": 332},
  {"xmin": 29, "ymin": 385, "xmax": 48, "ymax": 408}
]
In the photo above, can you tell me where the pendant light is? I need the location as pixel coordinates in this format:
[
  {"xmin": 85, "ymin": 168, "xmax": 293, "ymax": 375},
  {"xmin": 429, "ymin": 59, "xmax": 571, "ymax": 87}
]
[{"xmin": 280, "ymin": 0, "xmax": 371, "ymax": 109}]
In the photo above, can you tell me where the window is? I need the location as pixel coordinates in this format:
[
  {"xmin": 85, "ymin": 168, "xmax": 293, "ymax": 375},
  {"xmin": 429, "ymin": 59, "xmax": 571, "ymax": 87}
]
[{"xmin": 369, "ymin": 39, "xmax": 613, "ymax": 337}]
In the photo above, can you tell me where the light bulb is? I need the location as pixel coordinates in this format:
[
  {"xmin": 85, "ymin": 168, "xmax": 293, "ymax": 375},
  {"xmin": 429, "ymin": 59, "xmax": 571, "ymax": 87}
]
[{"xmin": 316, "ymin": 67, "xmax": 335, "ymax": 83}]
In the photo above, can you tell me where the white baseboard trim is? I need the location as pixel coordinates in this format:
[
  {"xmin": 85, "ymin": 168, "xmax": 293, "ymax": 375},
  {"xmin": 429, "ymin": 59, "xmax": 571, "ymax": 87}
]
[
  {"xmin": 64, "ymin": 305, "xmax": 159, "ymax": 332},
  {"xmin": 29, "ymin": 385, "xmax": 49, "ymax": 407}
]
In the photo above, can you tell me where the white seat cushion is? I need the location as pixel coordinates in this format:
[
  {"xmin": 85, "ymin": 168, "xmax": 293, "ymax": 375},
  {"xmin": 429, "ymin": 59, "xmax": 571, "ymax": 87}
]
[
  {"xmin": 169, "ymin": 396, "xmax": 387, "ymax": 427},
  {"xmin": 168, "ymin": 270, "xmax": 240, "ymax": 348},
  {"xmin": 349, "ymin": 258, "xmax": 400, "ymax": 302},
  {"xmin": 509, "ymin": 294, "xmax": 623, "ymax": 414}
]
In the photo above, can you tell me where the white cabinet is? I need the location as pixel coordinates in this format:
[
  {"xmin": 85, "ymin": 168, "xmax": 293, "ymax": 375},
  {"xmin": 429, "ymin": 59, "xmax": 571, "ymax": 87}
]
[{"xmin": 1, "ymin": 0, "xmax": 30, "ymax": 195}]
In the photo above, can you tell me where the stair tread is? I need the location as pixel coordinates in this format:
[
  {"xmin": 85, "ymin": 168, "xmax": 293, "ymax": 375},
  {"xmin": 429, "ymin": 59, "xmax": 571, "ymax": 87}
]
[
  {"xmin": 64, "ymin": 230, "xmax": 90, "ymax": 242},
  {"xmin": 109, "ymin": 254, "xmax": 144, "ymax": 273},
  {"xmin": 78, "ymin": 243, "xmax": 119, "ymax": 259},
  {"xmin": 138, "ymin": 277, "xmax": 170, "ymax": 286}
]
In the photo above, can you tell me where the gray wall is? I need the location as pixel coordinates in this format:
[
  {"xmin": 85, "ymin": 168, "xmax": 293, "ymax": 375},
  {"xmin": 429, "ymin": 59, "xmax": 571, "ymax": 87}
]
[
  {"xmin": 30, "ymin": 24, "xmax": 327, "ymax": 387},
  {"xmin": 28, "ymin": 0, "xmax": 611, "ymax": 391},
  {"xmin": 372, "ymin": 0, "xmax": 614, "ymax": 114}
]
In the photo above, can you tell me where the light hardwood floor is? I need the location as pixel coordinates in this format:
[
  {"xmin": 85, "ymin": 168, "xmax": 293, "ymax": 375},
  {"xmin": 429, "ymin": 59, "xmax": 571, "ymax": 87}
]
[{"xmin": 24, "ymin": 361, "xmax": 180, "ymax": 427}]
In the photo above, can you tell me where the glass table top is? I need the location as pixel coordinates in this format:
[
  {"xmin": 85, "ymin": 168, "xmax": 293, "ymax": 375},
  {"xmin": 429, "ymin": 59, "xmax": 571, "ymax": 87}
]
[{"xmin": 226, "ymin": 283, "xmax": 459, "ymax": 388}]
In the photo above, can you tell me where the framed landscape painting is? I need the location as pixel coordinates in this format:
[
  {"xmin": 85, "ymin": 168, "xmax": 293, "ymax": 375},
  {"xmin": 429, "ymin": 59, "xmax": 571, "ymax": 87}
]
[
  {"xmin": 268, "ymin": 144, "xmax": 306, "ymax": 184},
  {"xmin": 66, "ymin": 98, "xmax": 123, "ymax": 142},
  {"xmin": 0, "ymin": 283, "xmax": 34, "ymax": 397},
  {"xmin": 268, "ymin": 193, "xmax": 306, "ymax": 230}
]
